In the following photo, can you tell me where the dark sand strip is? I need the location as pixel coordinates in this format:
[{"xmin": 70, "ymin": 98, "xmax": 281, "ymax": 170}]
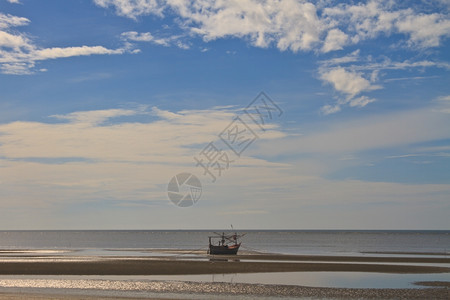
[
  {"xmin": 415, "ymin": 281, "xmax": 450, "ymax": 287},
  {"xmin": 0, "ymin": 259, "xmax": 449, "ymax": 275}
]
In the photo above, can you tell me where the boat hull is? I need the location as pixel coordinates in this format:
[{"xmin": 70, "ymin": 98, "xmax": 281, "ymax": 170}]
[{"xmin": 209, "ymin": 243, "xmax": 240, "ymax": 255}]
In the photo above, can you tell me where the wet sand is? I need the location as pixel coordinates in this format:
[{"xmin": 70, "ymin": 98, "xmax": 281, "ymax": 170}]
[
  {"xmin": 0, "ymin": 254, "xmax": 449, "ymax": 275},
  {"xmin": 0, "ymin": 259, "xmax": 449, "ymax": 275},
  {"xmin": 0, "ymin": 253, "xmax": 448, "ymax": 299}
]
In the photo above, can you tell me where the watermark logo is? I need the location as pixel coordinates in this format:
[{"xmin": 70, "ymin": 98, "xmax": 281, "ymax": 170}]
[
  {"xmin": 167, "ymin": 92, "xmax": 283, "ymax": 207},
  {"xmin": 167, "ymin": 173, "xmax": 202, "ymax": 207},
  {"xmin": 219, "ymin": 116, "xmax": 258, "ymax": 157},
  {"xmin": 244, "ymin": 91, "xmax": 283, "ymax": 131}
]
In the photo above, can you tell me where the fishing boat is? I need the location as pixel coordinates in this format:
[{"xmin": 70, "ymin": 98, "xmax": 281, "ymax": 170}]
[{"xmin": 208, "ymin": 231, "xmax": 244, "ymax": 255}]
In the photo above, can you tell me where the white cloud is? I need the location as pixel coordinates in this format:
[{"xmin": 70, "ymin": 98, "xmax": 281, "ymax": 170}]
[
  {"xmin": 98, "ymin": 0, "xmax": 326, "ymax": 52},
  {"xmin": 348, "ymin": 95, "xmax": 376, "ymax": 108},
  {"xmin": 6, "ymin": 0, "xmax": 21, "ymax": 4},
  {"xmin": 321, "ymin": 49, "xmax": 361, "ymax": 66},
  {"xmin": 51, "ymin": 108, "xmax": 146, "ymax": 125},
  {"xmin": 321, "ymin": 28, "xmax": 348, "ymax": 53},
  {"xmin": 94, "ymin": 0, "xmax": 164, "ymax": 20},
  {"xmin": 121, "ymin": 31, "xmax": 189, "ymax": 49},
  {"xmin": 317, "ymin": 50, "xmax": 449, "ymax": 113},
  {"xmin": 0, "ymin": 29, "xmax": 32, "ymax": 49},
  {"xmin": 95, "ymin": 1, "xmax": 450, "ymax": 52},
  {"xmin": 321, "ymin": 95, "xmax": 376, "ymax": 114},
  {"xmin": 121, "ymin": 31, "xmax": 155, "ymax": 42},
  {"xmin": 1, "ymin": 44, "xmax": 126, "ymax": 75},
  {"xmin": 320, "ymin": 104, "xmax": 341, "ymax": 115},
  {"xmin": 361, "ymin": 59, "xmax": 450, "ymax": 72},
  {"xmin": 396, "ymin": 12, "xmax": 450, "ymax": 48},
  {"xmin": 320, "ymin": 51, "xmax": 450, "ymax": 71},
  {"xmin": 90, "ymin": 1, "xmax": 450, "ymax": 115},
  {"xmin": 323, "ymin": 0, "xmax": 450, "ymax": 49},
  {"xmin": 323, "ymin": 1, "xmax": 399, "ymax": 41},
  {"xmin": 319, "ymin": 67, "xmax": 381, "ymax": 112},
  {"xmin": 175, "ymin": 40, "xmax": 190, "ymax": 49},
  {"xmin": 0, "ymin": 13, "xmax": 29, "ymax": 29},
  {"xmin": 173, "ymin": 0, "xmax": 324, "ymax": 52},
  {"xmin": 320, "ymin": 67, "xmax": 381, "ymax": 98},
  {"xmin": 0, "ymin": 13, "xmax": 128, "ymax": 74},
  {"xmin": 3, "ymin": 1, "xmax": 449, "ymax": 75},
  {"xmin": 35, "ymin": 46, "xmax": 125, "ymax": 60}
]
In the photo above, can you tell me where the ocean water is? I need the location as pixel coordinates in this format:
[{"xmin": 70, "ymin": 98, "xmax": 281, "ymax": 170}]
[
  {"xmin": 0, "ymin": 230, "xmax": 449, "ymax": 296},
  {"xmin": 0, "ymin": 230, "xmax": 449, "ymax": 256}
]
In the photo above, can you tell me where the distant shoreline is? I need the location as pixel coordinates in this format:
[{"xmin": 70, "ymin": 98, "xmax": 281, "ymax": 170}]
[{"xmin": 1, "ymin": 229, "xmax": 449, "ymax": 232}]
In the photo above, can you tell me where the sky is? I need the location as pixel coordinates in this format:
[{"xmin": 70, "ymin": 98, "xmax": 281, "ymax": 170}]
[{"xmin": 0, "ymin": 0, "xmax": 449, "ymax": 230}]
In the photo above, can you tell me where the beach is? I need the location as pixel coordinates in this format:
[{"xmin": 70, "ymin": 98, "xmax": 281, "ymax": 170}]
[
  {"xmin": 0, "ymin": 251, "xmax": 449, "ymax": 299},
  {"xmin": 0, "ymin": 254, "xmax": 449, "ymax": 275},
  {"xmin": 1, "ymin": 230, "xmax": 449, "ymax": 298},
  {"xmin": 0, "ymin": 281, "xmax": 448, "ymax": 299}
]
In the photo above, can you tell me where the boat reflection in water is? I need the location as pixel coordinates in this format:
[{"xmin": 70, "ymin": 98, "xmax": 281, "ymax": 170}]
[{"xmin": 208, "ymin": 257, "xmax": 241, "ymax": 262}]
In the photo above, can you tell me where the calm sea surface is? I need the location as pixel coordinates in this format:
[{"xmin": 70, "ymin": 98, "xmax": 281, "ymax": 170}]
[{"xmin": 0, "ymin": 230, "xmax": 449, "ymax": 255}]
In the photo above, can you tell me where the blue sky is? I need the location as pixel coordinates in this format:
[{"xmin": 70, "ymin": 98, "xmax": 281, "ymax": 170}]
[{"xmin": 0, "ymin": 0, "xmax": 449, "ymax": 229}]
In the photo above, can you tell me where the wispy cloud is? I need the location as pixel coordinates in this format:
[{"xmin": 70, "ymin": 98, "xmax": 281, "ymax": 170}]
[
  {"xmin": 69, "ymin": 72, "xmax": 113, "ymax": 83},
  {"xmin": 0, "ymin": 12, "xmax": 128, "ymax": 74},
  {"xmin": 51, "ymin": 108, "xmax": 147, "ymax": 125},
  {"xmin": 121, "ymin": 31, "xmax": 189, "ymax": 49},
  {"xmin": 384, "ymin": 76, "xmax": 439, "ymax": 82},
  {"xmin": 0, "ymin": 13, "xmax": 28, "ymax": 29},
  {"xmin": 432, "ymin": 95, "xmax": 450, "ymax": 114},
  {"xmin": 258, "ymin": 105, "xmax": 450, "ymax": 156},
  {"xmin": 0, "ymin": 105, "xmax": 284, "ymax": 164},
  {"xmin": 317, "ymin": 51, "xmax": 449, "ymax": 113}
]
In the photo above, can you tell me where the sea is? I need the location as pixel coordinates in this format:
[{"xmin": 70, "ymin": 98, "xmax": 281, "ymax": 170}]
[
  {"xmin": 0, "ymin": 230, "xmax": 449, "ymax": 298},
  {"xmin": 0, "ymin": 230, "xmax": 449, "ymax": 256}
]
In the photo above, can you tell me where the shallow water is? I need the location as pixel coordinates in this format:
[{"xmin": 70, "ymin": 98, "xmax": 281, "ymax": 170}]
[{"xmin": 0, "ymin": 270, "xmax": 449, "ymax": 289}]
